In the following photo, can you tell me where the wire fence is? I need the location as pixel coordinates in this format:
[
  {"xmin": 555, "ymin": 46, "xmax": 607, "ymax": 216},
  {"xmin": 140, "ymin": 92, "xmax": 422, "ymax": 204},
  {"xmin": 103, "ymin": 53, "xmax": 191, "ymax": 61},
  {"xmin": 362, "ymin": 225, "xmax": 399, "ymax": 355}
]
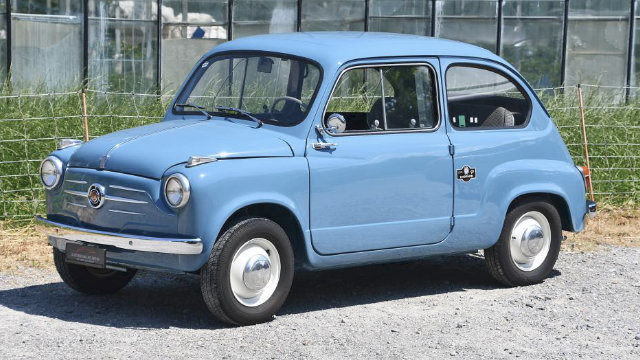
[{"xmin": 0, "ymin": 84, "xmax": 638, "ymax": 225}]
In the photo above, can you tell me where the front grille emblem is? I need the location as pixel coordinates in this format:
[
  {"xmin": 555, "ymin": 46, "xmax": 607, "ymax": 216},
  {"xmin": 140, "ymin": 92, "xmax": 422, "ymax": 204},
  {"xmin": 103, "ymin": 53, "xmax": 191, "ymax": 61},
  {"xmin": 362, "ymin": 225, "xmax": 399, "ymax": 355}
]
[{"xmin": 87, "ymin": 184, "xmax": 105, "ymax": 208}]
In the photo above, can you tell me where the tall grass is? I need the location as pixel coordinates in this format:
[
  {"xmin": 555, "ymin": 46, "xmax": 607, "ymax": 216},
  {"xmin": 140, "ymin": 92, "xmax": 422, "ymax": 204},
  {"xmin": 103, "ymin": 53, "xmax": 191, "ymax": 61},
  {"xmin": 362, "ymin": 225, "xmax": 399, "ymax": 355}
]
[
  {"xmin": 0, "ymin": 91, "xmax": 166, "ymax": 222},
  {"xmin": 0, "ymin": 86, "xmax": 638, "ymax": 225},
  {"xmin": 542, "ymin": 86, "xmax": 640, "ymax": 207}
]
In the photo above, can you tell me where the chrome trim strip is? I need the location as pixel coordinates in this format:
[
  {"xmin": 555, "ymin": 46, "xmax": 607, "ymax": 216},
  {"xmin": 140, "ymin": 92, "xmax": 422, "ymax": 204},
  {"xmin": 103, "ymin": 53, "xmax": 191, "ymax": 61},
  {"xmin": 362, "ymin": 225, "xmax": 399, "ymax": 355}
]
[
  {"xmin": 108, "ymin": 209, "xmax": 143, "ymax": 216},
  {"xmin": 109, "ymin": 185, "xmax": 146, "ymax": 193},
  {"xmin": 65, "ymin": 179, "xmax": 87, "ymax": 184},
  {"xmin": 37, "ymin": 216, "xmax": 202, "ymax": 255},
  {"xmin": 104, "ymin": 195, "xmax": 148, "ymax": 204},
  {"xmin": 64, "ymin": 189, "xmax": 86, "ymax": 197},
  {"xmin": 68, "ymin": 202, "xmax": 87, "ymax": 208},
  {"xmin": 186, "ymin": 155, "xmax": 218, "ymax": 168},
  {"xmin": 57, "ymin": 139, "xmax": 84, "ymax": 150}
]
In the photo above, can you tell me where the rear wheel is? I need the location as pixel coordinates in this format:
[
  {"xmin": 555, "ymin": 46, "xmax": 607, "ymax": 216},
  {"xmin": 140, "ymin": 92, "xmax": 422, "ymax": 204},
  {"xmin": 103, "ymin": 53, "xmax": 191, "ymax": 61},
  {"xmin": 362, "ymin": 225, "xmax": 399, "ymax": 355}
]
[
  {"xmin": 485, "ymin": 200, "xmax": 562, "ymax": 286},
  {"xmin": 53, "ymin": 248, "xmax": 137, "ymax": 294},
  {"xmin": 201, "ymin": 217, "xmax": 294, "ymax": 326}
]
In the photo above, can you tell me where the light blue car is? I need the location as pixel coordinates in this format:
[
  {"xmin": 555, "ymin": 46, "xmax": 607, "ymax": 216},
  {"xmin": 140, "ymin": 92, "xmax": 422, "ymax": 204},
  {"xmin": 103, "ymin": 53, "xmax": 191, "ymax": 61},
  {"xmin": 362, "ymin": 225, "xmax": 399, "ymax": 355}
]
[{"xmin": 38, "ymin": 32, "xmax": 596, "ymax": 325}]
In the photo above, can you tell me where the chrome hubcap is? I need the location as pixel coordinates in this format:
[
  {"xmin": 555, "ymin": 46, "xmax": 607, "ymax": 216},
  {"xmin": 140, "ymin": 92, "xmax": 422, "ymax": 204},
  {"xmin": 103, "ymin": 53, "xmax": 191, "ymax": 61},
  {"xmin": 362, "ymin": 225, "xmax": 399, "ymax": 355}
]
[
  {"xmin": 243, "ymin": 254, "xmax": 271, "ymax": 291},
  {"xmin": 521, "ymin": 225, "xmax": 544, "ymax": 257},
  {"xmin": 510, "ymin": 211, "xmax": 551, "ymax": 271},
  {"xmin": 230, "ymin": 238, "xmax": 280, "ymax": 307}
]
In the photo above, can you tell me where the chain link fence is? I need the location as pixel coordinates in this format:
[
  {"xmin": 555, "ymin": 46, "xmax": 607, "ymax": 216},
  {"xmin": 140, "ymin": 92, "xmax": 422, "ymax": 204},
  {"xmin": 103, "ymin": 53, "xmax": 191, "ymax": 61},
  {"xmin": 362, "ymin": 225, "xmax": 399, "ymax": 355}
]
[
  {"xmin": 0, "ymin": 90, "xmax": 166, "ymax": 225},
  {"xmin": 0, "ymin": 85, "xmax": 638, "ymax": 226}
]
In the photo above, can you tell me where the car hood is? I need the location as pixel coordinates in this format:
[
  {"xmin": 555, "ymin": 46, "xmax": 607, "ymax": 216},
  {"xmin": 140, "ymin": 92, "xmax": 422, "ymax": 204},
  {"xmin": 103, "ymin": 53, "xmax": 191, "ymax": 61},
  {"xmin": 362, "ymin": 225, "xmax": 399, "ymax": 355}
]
[{"xmin": 68, "ymin": 119, "xmax": 294, "ymax": 179}]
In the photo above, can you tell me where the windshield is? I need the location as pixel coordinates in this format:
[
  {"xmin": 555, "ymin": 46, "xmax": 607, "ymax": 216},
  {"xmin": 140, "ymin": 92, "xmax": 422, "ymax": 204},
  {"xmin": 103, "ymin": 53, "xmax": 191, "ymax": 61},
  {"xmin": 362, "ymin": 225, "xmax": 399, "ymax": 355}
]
[{"xmin": 175, "ymin": 54, "xmax": 322, "ymax": 126}]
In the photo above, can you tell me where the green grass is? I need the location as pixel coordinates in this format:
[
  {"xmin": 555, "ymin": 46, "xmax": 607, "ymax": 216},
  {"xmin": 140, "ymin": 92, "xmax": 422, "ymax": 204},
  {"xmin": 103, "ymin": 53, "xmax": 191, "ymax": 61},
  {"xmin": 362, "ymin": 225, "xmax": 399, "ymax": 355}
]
[
  {"xmin": 0, "ymin": 86, "xmax": 638, "ymax": 224},
  {"xmin": 542, "ymin": 86, "xmax": 640, "ymax": 208},
  {"xmin": 0, "ymin": 91, "xmax": 166, "ymax": 222}
]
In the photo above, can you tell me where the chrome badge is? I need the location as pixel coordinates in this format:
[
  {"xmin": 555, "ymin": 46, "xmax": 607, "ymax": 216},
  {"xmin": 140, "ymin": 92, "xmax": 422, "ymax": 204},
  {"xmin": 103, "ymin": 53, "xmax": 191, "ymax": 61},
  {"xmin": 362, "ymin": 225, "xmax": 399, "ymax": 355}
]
[{"xmin": 87, "ymin": 184, "xmax": 105, "ymax": 208}]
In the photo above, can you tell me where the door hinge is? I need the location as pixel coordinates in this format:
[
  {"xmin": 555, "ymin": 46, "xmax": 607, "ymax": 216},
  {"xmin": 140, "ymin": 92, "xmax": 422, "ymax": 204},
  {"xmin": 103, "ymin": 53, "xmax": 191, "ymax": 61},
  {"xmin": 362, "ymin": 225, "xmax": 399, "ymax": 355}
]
[
  {"xmin": 449, "ymin": 144, "xmax": 455, "ymax": 156},
  {"xmin": 450, "ymin": 216, "xmax": 455, "ymax": 229}
]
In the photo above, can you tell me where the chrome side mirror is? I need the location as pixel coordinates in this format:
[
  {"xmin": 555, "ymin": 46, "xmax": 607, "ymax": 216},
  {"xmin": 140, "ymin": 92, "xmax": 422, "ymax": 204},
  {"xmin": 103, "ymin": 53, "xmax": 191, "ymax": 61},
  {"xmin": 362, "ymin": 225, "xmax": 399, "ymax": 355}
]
[
  {"xmin": 325, "ymin": 113, "xmax": 346, "ymax": 134},
  {"xmin": 316, "ymin": 113, "xmax": 346, "ymax": 136}
]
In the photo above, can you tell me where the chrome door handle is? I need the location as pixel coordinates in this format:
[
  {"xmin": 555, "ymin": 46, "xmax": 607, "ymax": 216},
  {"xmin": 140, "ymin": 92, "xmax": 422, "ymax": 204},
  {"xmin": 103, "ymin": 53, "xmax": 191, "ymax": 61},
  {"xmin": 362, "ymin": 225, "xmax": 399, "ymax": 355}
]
[{"xmin": 312, "ymin": 142, "xmax": 338, "ymax": 150}]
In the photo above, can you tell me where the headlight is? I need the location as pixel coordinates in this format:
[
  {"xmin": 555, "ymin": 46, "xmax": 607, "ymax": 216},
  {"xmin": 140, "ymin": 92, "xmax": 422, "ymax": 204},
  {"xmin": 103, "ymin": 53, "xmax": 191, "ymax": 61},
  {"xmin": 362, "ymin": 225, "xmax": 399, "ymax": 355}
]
[
  {"xmin": 40, "ymin": 156, "xmax": 63, "ymax": 190},
  {"xmin": 164, "ymin": 173, "xmax": 190, "ymax": 209}
]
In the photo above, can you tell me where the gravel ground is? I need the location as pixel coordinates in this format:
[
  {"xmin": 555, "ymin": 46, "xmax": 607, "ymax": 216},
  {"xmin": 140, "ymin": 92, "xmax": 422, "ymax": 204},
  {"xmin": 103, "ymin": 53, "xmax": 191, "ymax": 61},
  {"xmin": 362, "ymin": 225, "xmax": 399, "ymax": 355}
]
[{"xmin": 1, "ymin": 246, "xmax": 639, "ymax": 359}]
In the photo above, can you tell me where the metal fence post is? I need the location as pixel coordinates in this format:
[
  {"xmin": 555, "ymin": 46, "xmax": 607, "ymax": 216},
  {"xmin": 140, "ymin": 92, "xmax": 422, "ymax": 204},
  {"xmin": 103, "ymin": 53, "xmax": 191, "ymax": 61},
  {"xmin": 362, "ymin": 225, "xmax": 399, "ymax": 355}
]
[
  {"xmin": 82, "ymin": 0, "xmax": 89, "ymax": 90},
  {"xmin": 5, "ymin": 0, "xmax": 11, "ymax": 85},
  {"xmin": 431, "ymin": 0, "xmax": 437, "ymax": 37},
  {"xmin": 297, "ymin": 0, "xmax": 302, "ymax": 31},
  {"xmin": 626, "ymin": 0, "xmax": 636, "ymax": 102},
  {"xmin": 157, "ymin": 0, "xmax": 163, "ymax": 95},
  {"xmin": 560, "ymin": 0, "xmax": 570, "ymax": 86},
  {"xmin": 364, "ymin": 0, "xmax": 369, "ymax": 31},
  {"xmin": 227, "ymin": 0, "xmax": 234, "ymax": 41},
  {"xmin": 496, "ymin": 0, "xmax": 503, "ymax": 55}
]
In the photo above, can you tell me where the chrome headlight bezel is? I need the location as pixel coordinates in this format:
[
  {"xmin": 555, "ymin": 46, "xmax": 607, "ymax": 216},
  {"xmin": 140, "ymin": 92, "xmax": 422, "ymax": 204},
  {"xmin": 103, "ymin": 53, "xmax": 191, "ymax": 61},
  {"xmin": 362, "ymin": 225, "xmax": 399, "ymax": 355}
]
[
  {"xmin": 40, "ymin": 156, "xmax": 63, "ymax": 190},
  {"xmin": 164, "ymin": 173, "xmax": 190, "ymax": 209}
]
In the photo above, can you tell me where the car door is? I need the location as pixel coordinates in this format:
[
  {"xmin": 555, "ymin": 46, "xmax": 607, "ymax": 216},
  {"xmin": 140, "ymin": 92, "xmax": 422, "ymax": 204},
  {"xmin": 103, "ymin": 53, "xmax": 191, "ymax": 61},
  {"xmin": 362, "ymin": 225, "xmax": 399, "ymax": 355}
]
[{"xmin": 306, "ymin": 60, "xmax": 453, "ymax": 255}]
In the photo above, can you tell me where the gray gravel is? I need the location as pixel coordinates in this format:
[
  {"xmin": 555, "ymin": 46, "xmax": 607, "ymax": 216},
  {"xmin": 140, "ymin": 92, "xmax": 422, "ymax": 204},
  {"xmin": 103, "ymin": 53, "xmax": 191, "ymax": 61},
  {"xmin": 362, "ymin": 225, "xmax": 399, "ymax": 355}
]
[{"xmin": 1, "ymin": 246, "xmax": 639, "ymax": 359}]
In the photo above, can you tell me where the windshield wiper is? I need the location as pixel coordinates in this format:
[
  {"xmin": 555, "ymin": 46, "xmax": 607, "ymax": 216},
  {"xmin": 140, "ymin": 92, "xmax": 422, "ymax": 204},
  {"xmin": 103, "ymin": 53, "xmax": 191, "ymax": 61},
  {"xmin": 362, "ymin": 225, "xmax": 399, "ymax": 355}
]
[
  {"xmin": 174, "ymin": 103, "xmax": 212, "ymax": 120},
  {"xmin": 215, "ymin": 106, "xmax": 263, "ymax": 128}
]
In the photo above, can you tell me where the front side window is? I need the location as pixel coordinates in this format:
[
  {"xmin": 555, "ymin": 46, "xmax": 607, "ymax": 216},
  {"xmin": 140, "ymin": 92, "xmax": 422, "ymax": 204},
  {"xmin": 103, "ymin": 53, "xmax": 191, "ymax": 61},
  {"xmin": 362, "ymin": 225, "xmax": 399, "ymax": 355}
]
[
  {"xmin": 446, "ymin": 65, "xmax": 531, "ymax": 129},
  {"xmin": 175, "ymin": 54, "xmax": 321, "ymax": 126},
  {"xmin": 325, "ymin": 64, "xmax": 438, "ymax": 133}
]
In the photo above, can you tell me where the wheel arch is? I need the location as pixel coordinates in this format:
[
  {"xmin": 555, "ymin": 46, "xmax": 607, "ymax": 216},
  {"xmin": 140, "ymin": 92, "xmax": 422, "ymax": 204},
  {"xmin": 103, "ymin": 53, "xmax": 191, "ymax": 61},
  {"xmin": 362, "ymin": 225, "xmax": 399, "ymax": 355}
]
[
  {"xmin": 507, "ymin": 192, "xmax": 574, "ymax": 232},
  {"xmin": 218, "ymin": 202, "xmax": 308, "ymax": 267}
]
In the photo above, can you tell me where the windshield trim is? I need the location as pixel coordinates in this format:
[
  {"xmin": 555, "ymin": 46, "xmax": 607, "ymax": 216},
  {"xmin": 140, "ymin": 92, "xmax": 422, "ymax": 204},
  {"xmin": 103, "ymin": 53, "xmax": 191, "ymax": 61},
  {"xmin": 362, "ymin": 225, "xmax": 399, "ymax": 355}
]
[{"xmin": 172, "ymin": 50, "xmax": 324, "ymax": 127}]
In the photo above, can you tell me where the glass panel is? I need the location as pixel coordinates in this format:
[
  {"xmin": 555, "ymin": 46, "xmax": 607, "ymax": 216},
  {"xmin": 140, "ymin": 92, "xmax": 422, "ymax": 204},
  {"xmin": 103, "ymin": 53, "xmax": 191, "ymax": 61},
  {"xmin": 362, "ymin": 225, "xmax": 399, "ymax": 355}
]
[
  {"xmin": 434, "ymin": 0, "xmax": 498, "ymax": 52},
  {"xmin": 382, "ymin": 66, "xmax": 437, "ymax": 129},
  {"xmin": 301, "ymin": 0, "xmax": 365, "ymax": 31},
  {"xmin": 369, "ymin": 0, "xmax": 431, "ymax": 35},
  {"xmin": 88, "ymin": 0, "xmax": 158, "ymax": 93},
  {"xmin": 233, "ymin": 0, "xmax": 296, "ymax": 39},
  {"xmin": 326, "ymin": 67, "xmax": 384, "ymax": 132},
  {"xmin": 161, "ymin": 0, "xmax": 228, "ymax": 92},
  {"xmin": 11, "ymin": 0, "xmax": 83, "ymax": 90},
  {"xmin": 566, "ymin": 0, "xmax": 630, "ymax": 90},
  {"xmin": 501, "ymin": 0, "xmax": 564, "ymax": 88},
  {"xmin": 446, "ymin": 66, "xmax": 530, "ymax": 128},
  {"xmin": 177, "ymin": 54, "xmax": 321, "ymax": 126},
  {"xmin": 163, "ymin": 0, "xmax": 227, "ymax": 24}
]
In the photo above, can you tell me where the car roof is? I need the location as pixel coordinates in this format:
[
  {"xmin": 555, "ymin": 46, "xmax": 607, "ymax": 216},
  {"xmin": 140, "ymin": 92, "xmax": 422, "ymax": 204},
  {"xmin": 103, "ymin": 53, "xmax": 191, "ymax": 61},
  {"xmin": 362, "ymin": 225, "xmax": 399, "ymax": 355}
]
[{"xmin": 208, "ymin": 32, "xmax": 507, "ymax": 71}]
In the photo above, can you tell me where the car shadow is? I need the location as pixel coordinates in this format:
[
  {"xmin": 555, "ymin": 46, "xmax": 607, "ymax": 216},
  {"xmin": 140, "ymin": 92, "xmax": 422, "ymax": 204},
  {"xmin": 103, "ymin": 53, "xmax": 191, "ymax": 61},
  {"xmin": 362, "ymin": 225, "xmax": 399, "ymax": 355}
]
[{"xmin": 0, "ymin": 254, "xmax": 560, "ymax": 329}]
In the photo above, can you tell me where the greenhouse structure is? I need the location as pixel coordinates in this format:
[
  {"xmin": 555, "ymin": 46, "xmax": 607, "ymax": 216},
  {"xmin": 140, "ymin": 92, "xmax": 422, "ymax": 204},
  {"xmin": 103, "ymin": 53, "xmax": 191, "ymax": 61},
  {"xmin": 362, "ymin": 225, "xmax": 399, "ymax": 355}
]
[{"xmin": 1, "ymin": 0, "xmax": 638, "ymax": 98}]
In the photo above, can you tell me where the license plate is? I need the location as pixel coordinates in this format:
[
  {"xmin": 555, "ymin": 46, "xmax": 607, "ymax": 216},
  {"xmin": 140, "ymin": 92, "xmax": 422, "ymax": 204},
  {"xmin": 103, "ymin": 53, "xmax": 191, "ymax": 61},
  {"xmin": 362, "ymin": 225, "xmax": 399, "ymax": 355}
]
[{"xmin": 65, "ymin": 243, "xmax": 106, "ymax": 269}]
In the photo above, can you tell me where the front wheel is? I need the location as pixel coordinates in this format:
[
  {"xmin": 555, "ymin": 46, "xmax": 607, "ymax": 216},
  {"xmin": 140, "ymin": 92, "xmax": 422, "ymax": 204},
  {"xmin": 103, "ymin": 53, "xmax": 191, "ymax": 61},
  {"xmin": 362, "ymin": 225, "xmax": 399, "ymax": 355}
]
[
  {"xmin": 53, "ymin": 248, "xmax": 137, "ymax": 294},
  {"xmin": 201, "ymin": 217, "xmax": 294, "ymax": 326},
  {"xmin": 485, "ymin": 200, "xmax": 562, "ymax": 286}
]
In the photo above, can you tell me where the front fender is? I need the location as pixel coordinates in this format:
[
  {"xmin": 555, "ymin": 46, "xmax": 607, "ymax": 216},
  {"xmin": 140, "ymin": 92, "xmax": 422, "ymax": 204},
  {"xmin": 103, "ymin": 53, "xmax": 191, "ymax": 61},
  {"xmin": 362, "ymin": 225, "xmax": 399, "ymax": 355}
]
[{"xmin": 172, "ymin": 157, "xmax": 310, "ymax": 270}]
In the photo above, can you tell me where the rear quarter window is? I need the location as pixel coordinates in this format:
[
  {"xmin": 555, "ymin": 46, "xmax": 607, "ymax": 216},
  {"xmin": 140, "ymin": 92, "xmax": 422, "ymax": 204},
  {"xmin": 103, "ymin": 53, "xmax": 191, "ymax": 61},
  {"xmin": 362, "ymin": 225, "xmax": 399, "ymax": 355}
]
[{"xmin": 446, "ymin": 65, "xmax": 531, "ymax": 129}]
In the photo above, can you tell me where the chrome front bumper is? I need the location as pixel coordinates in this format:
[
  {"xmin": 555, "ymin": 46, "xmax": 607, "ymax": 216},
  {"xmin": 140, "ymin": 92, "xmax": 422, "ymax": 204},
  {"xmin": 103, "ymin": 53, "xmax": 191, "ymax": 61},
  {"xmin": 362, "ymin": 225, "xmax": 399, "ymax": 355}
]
[{"xmin": 37, "ymin": 216, "xmax": 203, "ymax": 255}]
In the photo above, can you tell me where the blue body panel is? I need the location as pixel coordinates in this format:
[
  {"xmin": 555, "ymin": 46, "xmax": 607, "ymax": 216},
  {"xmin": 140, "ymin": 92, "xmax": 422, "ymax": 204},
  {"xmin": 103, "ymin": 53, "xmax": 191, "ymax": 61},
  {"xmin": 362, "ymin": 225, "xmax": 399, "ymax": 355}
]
[{"xmin": 42, "ymin": 32, "xmax": 588, "ymax": 273}]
